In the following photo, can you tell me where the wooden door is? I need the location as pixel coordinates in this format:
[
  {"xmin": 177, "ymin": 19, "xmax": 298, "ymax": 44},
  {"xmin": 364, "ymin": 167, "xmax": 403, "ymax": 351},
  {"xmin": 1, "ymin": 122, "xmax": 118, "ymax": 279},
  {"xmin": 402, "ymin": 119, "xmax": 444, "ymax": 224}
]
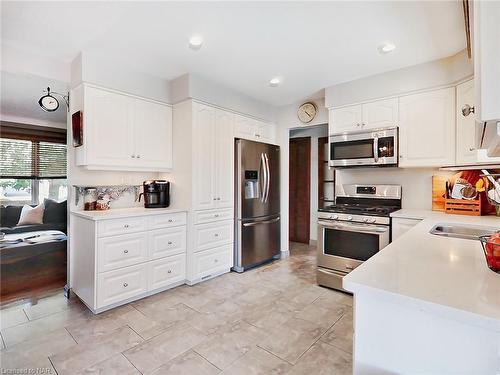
[
  {"xmin": 399, "ymin": 87, "xmax": 455, "ymax": 167},
  {"xmin": 289, "ymin": 137, "xmax": 311, "ymax": 244},
  {"xmin": 215, "ymin": 109, "xmax": 234, "ymax": 208}
]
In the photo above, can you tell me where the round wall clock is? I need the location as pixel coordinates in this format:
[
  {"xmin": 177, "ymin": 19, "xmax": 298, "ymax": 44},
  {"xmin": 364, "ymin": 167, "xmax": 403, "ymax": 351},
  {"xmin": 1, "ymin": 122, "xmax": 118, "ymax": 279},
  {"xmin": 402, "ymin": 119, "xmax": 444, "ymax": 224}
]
[{"xmin": 297, "ymin": 102, "xmax": 317, "ymax": 123}]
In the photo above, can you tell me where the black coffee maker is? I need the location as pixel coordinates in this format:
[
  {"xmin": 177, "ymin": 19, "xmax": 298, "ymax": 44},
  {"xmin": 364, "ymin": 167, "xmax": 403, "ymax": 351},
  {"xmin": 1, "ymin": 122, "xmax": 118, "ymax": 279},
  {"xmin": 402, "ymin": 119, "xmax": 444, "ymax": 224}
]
[{"xmin": 139, "ymin": 180, "xmax": 170, "ymax": 208}]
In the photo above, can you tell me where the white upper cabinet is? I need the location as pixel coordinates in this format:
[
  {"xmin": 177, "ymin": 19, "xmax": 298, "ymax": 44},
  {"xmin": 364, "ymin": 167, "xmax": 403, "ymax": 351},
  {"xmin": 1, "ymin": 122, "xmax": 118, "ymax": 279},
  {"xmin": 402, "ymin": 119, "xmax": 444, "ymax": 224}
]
[
  {"xmin": 399, "ymin": 87, "xmax": 455, "ymax": 167},
  {"xmin": 361, "ymin": 98, "xmax": 399, "ymax": 129},
  {"xmin": 77, "ymin": 85, "xmax": 172, "ymax": 171},
  {"xmin": 85, "ymin": 86, "xmax": 134, "ymax": 167},
  {"xmin": 329, "ymin": 98, "xmax": 398, "ymax": 133},
  {"xmin": 234, "ymin": 114, "xmax": 276, "ymax": 144},
  {"xmin": 329, "ymin": 105, "xmax": 362, "ymax": 133},
  {"xmin": 456, "ymin": 80, "xmax": 500, "ymax": 165},
  {"xmin": 193, "ymin": 104, "xmax": 234, "ymax": 211},
  {"xmin": 133, "ymin": 99, "xmax": 173, "ymax": 168}
]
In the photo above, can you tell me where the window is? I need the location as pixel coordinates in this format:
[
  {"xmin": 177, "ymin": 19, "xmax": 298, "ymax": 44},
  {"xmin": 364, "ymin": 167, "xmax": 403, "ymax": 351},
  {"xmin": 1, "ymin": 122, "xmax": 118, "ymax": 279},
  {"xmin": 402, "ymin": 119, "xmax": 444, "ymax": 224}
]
[{"xmin": 0, "ymin": 123, "xmax": 67, "ymax": 205}]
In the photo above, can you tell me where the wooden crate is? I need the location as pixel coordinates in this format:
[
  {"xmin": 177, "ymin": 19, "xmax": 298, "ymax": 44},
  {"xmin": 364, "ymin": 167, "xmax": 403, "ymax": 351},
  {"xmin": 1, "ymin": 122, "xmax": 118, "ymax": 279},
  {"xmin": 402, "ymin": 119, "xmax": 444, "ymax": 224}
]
[{"xmin": 445, "ymin": 196, "xmax": 481, "ymax": 216}]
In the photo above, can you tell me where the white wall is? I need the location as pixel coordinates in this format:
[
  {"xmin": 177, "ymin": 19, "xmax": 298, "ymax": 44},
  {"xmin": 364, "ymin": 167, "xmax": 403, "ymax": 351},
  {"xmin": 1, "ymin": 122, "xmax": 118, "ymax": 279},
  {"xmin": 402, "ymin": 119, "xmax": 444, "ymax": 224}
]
[
  {"xmin": 170, "ymin": 73, "xmax": 276, "ymax": 121},
  {"xmin": 71, "ymin": 52, "xmax": 171, "ymax": 103},
  {"xmin": 290, "ymin": 125, "xmax": 328, "ymax": 242},
  {"xmin": 325, "ymin": 50, "xmax": 473, "ymax": 108},
  {"xmin": 276, "ymin": 97, "xmax": 329, "ymax": 253},
  {"xmin": 336, "ymin": 168, "xmax": 453, "ymax": 210}
]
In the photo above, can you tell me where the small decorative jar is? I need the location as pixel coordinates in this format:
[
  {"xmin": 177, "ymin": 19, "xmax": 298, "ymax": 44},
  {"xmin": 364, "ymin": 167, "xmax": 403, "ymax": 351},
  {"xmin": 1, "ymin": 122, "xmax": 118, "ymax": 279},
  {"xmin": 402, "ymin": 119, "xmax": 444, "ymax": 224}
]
[{"xmin": 83, "ymin": 188, "xmax": 98, "ymax": 211}]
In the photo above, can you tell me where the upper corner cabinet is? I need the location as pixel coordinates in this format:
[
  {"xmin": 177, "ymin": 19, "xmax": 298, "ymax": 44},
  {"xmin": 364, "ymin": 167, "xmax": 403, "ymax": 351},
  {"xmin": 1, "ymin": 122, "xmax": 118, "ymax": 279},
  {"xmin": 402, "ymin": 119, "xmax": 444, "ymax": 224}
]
[
  {"xmin": 398, "ymin": 87, "xmax": 455, "ymax": 167},
  {"xmin": 74, "ymin": 84, "xmax": 173, "ymax": 172}
]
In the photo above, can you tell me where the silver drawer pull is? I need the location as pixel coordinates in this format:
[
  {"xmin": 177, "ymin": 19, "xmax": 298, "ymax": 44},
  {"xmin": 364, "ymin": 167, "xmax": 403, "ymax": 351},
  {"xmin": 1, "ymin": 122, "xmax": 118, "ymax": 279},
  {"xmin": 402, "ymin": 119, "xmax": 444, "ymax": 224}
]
[
  {"xmin": 167, "ymin": 270, "xmax": 172, "ymax": 274},
  {"xmin": 168, "ymin": 219, "xmax": 173, "ymax": 222},
  {"xmin": 123, "ymin": 282, "xmax": 128, "ymax": 287},
  {"xmin": 124, "ymin": 224, "xmax": 129, "ymax": 228},
  {"xmin": 214, "ymin": 233, "xmax": 219, "ymax": 237},
  {"xmin": 167, "ymin": 241, "xmax": 173, "ymax": 245},
  {"xmin": 214, "ymin": 214, "xmax": 219, "ymax": 217},
  {"xmin": 214, "ymin": 259, "xmax": 218, "ymax": 263},
  {"xmin": 123, "ymin": 250, "xmax": 129, "ymax": 254}
]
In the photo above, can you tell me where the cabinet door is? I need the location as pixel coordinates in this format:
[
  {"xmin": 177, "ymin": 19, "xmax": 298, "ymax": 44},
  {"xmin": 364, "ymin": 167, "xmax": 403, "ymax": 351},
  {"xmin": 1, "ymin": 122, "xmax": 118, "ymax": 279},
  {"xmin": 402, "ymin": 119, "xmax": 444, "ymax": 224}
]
[
  {"xmin": 329, "ymin": 105, "xmax": 362, "ymax": 133},
  {"xmin": 215, "ymin": 110, "xmax": 234, "ymax": 208},
  {"xmin": 193, "ymin": 103, "xmax": 217, "ymax": 210},
  {"xmin": 399, "ymin": 88, "xmax": 455, "ymax": 167},
  {"xmin": 456, "ymin": 80, "xmax": 477, "ymax": 165},
  {"xmin": 234, "ymin": 114, "xmax": 257, "ymax": 140},
  {"xmin": 85, "ymin": 86, "xmax": 134, "ymax": 166},
  {"xmin": 133, "ymin": 100, "xmax": 173, "ymax": 170},
  {"xmin": 362, "ymin": 98, "xmax": 398, "ymax": 129},
  {"xmin": 255, "ymin": 121, "xmax": 275, "ymax": 143}
]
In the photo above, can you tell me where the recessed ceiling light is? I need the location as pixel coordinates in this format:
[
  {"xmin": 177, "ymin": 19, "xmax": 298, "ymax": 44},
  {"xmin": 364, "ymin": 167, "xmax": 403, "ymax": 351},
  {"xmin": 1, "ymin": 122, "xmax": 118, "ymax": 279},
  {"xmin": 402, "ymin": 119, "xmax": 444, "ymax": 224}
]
[
  {"xmin": 188, "ymin": 35, "xmax": 203, "ymax": 50},
  {"xmin": 269, "ymin": 77, "xmax": 281, "ymax": 87},
  {"xmin": 378, "ymin": 42, "xmax": 396, "ymax": 54}
]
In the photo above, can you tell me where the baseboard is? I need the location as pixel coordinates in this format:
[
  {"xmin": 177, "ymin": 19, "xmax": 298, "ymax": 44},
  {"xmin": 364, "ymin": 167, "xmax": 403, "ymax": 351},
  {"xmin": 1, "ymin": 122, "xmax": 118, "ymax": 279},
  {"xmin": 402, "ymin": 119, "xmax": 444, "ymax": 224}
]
[{"xmin": 309, "ymin": 239, "xmax": 317, "ymax": 247}]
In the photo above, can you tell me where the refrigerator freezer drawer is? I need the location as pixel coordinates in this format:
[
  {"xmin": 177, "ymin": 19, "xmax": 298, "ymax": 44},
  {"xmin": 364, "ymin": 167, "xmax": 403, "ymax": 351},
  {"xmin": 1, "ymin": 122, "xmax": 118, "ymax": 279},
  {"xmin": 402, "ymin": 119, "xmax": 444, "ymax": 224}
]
[{"xmin": 235, "ymin": 215, "xmax": 281, "ymax": 271}]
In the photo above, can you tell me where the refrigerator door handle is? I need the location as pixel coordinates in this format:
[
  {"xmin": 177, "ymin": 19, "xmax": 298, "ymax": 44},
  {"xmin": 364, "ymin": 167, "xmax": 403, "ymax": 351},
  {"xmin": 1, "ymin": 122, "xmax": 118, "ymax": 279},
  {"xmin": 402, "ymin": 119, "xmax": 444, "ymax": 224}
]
[
  {"xmin": 264, "ymin": 153, "xmax": 270, "ymax": 203},
  {"xmin": 260, "ymin": 153, "xmax": 268, "ymax": 203},
  {"xmin": 243, "ymin": 217, "xmax": 280, "ymax": 227}
]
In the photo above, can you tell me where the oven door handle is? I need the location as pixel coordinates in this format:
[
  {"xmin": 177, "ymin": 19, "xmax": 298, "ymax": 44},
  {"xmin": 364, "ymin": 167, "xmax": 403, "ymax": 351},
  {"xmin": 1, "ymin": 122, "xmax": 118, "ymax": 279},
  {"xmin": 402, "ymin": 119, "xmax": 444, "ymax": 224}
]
[{"xmin": 318, "ymin": 220, "xmax": 388, "ymax": 234}]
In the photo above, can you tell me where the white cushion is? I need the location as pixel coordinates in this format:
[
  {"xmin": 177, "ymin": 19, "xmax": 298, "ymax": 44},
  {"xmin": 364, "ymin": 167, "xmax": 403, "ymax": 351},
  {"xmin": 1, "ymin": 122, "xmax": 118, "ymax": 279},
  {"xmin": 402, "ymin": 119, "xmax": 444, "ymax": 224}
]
[{"xmin": 17, "ymin": 204, "xmax": 45, "ymax": 226}]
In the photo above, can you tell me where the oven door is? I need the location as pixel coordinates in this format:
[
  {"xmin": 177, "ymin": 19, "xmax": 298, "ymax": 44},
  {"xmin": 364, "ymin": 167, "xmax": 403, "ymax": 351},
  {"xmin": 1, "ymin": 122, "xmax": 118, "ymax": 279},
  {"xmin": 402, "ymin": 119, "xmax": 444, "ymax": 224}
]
[
  {"xmin": 329, "ymin": 127, "xmax": 398, "ymax": 168},
  {"xmin": 317, "ymin": 220, "xmax": 390, "ymax": 273}
]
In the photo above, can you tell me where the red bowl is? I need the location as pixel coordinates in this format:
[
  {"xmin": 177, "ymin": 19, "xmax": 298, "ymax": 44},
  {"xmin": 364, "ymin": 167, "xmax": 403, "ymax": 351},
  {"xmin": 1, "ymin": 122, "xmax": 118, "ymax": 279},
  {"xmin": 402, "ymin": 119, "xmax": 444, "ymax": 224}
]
[{"xmin": 479, "ymin": 234, "xmax": 500, "ymax": 273}]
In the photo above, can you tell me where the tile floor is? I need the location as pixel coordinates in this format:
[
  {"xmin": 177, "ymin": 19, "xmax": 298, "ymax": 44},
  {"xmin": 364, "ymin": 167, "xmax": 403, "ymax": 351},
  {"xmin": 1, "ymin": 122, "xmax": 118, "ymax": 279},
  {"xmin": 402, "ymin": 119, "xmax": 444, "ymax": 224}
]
[{"xmin": 0, "ymin": 243, "xmax": 353, "ymax": 374}]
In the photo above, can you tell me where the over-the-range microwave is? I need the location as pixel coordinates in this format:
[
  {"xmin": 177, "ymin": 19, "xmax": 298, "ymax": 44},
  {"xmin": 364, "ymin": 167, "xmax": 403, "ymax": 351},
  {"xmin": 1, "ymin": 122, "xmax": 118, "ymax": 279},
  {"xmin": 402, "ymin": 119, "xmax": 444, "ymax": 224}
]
[{"xmin": 329, "ymin": 126, "xmax": 398, "ymax": 168}]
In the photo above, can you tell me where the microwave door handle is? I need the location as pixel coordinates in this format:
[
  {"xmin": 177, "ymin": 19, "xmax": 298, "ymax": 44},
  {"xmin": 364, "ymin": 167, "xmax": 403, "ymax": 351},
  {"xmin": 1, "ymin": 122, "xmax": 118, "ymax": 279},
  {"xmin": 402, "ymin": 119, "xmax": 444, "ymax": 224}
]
[{"xmin": 373, "ymin": 136, "xmax": 379, "ymax": 163}]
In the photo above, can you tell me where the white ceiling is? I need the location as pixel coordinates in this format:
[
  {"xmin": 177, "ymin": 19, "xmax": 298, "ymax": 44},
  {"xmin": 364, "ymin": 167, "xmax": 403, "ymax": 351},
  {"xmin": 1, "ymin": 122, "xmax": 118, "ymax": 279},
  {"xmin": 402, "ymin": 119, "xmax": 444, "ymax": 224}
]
[{"xmin": 1, "ymin": 1, "xmax": 466, "ymax": 106}]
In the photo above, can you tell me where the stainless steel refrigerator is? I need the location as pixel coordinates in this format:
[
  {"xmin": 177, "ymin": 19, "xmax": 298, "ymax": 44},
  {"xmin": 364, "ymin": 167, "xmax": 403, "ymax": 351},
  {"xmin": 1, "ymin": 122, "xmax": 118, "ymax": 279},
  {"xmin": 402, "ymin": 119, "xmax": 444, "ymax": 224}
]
[{"xmin": 233, "ymin": 139, "xmax": 281, "ymax": 272}]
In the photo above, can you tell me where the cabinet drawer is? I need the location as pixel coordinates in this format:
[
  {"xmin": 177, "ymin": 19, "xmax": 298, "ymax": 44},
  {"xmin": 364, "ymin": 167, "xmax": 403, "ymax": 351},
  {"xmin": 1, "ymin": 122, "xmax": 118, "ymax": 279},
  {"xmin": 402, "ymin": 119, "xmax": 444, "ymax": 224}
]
[
  {"xmin": 194, "ymin": 208, "xmax": 234, "ymax": 224},
  {"xmin": 149, "ymin": 226, "xmax": 187, "ymax": 260},
  {"xmin": 98, "ymin": 233, "xmax": 148, "ymax": 272},
  {"xmin": 194, "ymin": 220, "xmax": 233, "ymax": 252},
  {"xmin": 193, "ymin": 245, "xmax": 232, "ymax": 280},
  {"xmin": 97, "ymin": 264, "xmax": 148, "ymax": 308},
  {"xmin": 148, "ymin": 254, "xmax": 186, "ymax": 291},
  {"xmin": 149, "ymin": 212, "xmax": 187, "ymax": 230},
  {"xmin": 98, "ymin": 217, "xmax": 147, "ymax": 237}
]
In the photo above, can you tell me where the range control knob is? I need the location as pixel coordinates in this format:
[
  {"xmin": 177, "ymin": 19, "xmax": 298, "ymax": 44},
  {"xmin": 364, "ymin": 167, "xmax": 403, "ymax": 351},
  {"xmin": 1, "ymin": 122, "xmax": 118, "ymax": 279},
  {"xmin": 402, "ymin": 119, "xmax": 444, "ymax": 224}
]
[
  {"xmin": 369, "ymin": 218, "xmax": 377, "ymax": 223},
  {"xmin": 363, "ymin": 218, "xmax": 369, "ymax": 223},
  {"xmin": 346, "ymin": 216, "xmax": 353, "ymax": 221},
  {"xmin": 330, "ymin": 215, "xmax": 339, "ymax": 220}
]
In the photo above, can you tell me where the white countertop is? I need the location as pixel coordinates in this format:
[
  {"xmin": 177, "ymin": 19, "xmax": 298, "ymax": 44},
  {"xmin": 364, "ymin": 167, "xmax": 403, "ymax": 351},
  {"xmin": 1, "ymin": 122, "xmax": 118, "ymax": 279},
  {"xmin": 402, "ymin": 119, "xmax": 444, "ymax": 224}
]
[
  {"xmin": 344, "ymin": 211, "xmax": 500, "ymax": 322},
  {"xmin": 71, "ymin": 207, "xmax": 187, "ymax": 221},
  {"xmin": 390, "ymin": 208, "xmax": 438, "ymax": 220}
]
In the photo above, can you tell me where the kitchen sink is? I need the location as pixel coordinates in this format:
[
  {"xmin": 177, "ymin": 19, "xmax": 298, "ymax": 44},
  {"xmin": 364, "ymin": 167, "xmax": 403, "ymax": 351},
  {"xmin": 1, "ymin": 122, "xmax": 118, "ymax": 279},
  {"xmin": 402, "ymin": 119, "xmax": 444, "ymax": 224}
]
[{"xmin": 429, "ymin": 223, "xmax": 499, "ymax": 240}]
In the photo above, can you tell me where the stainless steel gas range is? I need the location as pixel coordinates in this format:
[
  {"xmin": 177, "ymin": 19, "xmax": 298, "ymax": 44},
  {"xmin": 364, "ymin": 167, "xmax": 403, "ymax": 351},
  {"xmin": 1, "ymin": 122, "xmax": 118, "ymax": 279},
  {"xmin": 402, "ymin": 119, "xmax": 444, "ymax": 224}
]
[{"xmin": 317, "ymin": 184, "xmax": 402, "ymax": 292}]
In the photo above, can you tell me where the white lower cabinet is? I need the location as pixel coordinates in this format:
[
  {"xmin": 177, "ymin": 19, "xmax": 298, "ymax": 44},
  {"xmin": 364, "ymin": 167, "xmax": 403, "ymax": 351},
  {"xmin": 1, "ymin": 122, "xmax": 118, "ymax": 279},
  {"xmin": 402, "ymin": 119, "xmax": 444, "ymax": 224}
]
[
  {"xmin": 148, "ymin": 254, "xmax": 186, "ymax": 291},
  {"xmin": 188, "ymin": 210, "xmax": 234, "ymax": 284},
  {"xmin": 97, "ymin": 264, "xmax": 148, "ymax": 308},
  {"xmin": 192, "ymin": 245, "xmax": 233, "ymax": 281},
  {"xmin": 70, "ymin": 211, "xmax": 187, "ymax": 313}
]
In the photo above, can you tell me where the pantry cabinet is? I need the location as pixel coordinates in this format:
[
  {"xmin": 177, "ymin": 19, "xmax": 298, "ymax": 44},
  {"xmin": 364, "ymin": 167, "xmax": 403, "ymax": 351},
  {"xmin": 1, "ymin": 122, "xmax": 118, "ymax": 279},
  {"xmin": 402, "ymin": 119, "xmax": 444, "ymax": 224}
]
[
  {"xmin": 192, "ymin": 103, "xmax": 234, "ymax": 211},
  {"xmin": 329, "ymin": 98, "xmax": 398, "ymax": 133},
  {"xmin": 398, "ymin": 87, "xmax": 455, "ymax": 167},
  {"xmin": 74, "ymin": 84, "xmax": 173, "ymax": 172}
]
